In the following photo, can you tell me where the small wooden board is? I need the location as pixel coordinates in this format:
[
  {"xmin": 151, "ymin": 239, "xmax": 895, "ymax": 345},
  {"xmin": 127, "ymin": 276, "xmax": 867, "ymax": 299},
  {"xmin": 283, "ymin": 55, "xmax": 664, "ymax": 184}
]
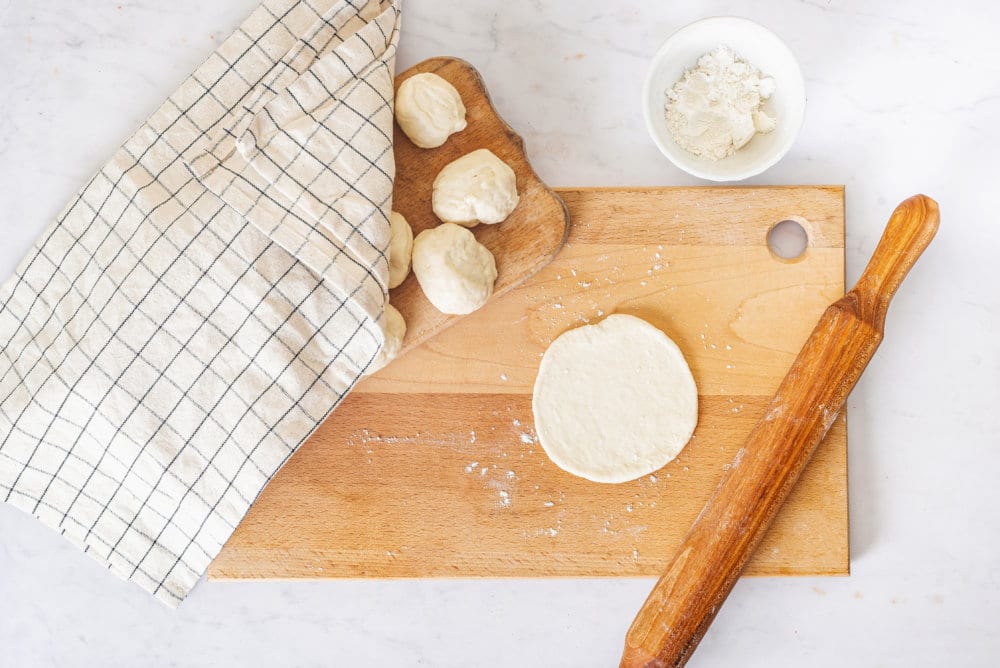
[
  {"xmin": 210, "ymin": 186, "xmax": 849, "ymax": 580},
  {"xmin": 389, "ymin": 58, "xmax": 569, "ymax": 355}
]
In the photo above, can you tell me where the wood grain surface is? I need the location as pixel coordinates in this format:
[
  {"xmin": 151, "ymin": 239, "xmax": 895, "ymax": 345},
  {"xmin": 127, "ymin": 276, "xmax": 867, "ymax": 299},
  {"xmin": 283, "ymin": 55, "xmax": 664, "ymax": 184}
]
[
  {"xmin": 388, "ymin": 58, "xmax": 569, "ymax": 355},
  {"xmin": 209, "ymin": 185, "xmax": 849, "ymax": 581}
]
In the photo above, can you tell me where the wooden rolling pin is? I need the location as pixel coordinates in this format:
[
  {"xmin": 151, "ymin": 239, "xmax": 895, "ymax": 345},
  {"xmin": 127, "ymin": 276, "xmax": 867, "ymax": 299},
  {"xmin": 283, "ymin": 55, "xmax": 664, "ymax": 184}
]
[{"xmin": 620, "ymin": 194, "xmax": 940, "ymax": 668}]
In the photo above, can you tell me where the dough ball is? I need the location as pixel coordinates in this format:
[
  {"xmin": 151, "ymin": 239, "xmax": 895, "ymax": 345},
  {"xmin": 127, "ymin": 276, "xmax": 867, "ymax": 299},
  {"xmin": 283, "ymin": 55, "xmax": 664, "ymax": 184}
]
[
  {"xmin": 432, "ymin": 149, "xmax": 519, "ymax": 227},
  {"xmin": 367, "ymin": 303, "xmax": 406, "ymax": 374},
  {"xmin": 532, "ymin": 314, "xmax": 698, "ymax": 484},
  {"xmin": 388, "ymin": 211, "xmax": 414, "ymax": 289},
  {"xmin": 395, "ymin": 73, "xmax": 468, "ymax": 149},
  {"xmin": 412, "ymin": 223, "xmax": 497, "ymax": 315}
]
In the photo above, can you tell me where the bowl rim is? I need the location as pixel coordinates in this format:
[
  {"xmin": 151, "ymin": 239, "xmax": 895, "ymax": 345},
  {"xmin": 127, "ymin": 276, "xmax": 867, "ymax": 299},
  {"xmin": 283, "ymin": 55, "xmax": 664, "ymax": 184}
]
[{"xmin": 642, "ymin": 16, "xmax": 806, "ymax": 182}]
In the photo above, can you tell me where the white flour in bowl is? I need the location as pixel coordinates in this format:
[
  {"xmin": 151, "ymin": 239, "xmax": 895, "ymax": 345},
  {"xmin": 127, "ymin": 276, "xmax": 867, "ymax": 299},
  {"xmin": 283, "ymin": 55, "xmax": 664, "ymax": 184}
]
[{"xmin": 665, "ymin": 45, "xmax": 776, "ymax": 161}]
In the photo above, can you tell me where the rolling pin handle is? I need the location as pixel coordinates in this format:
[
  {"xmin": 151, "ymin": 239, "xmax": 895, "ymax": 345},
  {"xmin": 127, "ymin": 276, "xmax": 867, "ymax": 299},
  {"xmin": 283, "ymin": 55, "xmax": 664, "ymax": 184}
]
[{"xmin": 851, "ymin": 194, "xmax": 939, "ymax": 329}]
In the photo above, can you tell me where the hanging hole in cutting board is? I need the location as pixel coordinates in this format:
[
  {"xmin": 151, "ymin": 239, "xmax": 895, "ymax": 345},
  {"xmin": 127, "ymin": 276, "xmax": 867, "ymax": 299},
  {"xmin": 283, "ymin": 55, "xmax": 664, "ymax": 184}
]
[{"xmin": 767, "ymin": 219, "xmax": 809, "ymax": 261}]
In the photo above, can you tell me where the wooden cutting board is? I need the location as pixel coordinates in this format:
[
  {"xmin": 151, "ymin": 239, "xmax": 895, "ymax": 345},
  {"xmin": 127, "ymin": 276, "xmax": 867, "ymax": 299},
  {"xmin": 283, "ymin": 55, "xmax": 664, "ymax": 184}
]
[{"xmin": 209, "ymin": 185, "xmax": 848, "ymax": 580}]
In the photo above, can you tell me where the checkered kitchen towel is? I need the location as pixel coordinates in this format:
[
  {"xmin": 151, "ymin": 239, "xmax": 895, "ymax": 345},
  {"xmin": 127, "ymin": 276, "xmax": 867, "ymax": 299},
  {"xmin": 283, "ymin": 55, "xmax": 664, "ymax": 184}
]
[{"xmin": 0, "ymin": 0, "xmax": 400, "ymax": 607}]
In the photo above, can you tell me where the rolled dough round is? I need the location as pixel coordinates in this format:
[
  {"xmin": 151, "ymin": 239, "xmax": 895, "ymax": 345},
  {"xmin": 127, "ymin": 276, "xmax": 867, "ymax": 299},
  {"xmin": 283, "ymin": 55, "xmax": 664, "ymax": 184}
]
[{"xmin": 532, "ymin": 314, "xmax": 698, "ymax": 484}]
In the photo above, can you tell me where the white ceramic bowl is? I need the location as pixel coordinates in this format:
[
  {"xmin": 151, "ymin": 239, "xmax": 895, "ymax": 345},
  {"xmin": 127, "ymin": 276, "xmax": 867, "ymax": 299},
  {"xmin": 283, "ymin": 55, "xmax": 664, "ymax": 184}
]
[{"xmin": 643, "ymin": 17, "xmax": 805, "ymax": 182}]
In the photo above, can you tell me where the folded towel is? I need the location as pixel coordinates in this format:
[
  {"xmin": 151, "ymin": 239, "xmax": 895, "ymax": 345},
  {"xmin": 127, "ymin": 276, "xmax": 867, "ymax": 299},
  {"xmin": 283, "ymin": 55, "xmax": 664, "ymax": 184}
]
[{"xmin": 0, "ymin": 0, "xmax": 400, "ymax": 607}]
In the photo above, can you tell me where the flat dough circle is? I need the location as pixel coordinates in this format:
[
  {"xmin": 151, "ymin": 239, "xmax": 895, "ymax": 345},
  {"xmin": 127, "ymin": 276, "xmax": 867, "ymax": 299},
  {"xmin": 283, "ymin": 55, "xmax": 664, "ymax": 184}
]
[{"xmin": 532, "ymin": 314, "xmax": 698, "ymax": 484}]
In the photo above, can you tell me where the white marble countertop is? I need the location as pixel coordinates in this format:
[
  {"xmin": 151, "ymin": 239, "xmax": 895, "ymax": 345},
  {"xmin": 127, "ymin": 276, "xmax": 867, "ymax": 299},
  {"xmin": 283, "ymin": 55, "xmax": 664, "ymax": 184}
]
[{"xmin": 1, "ymin": 1, "xmax": 997, "ymax": 666}]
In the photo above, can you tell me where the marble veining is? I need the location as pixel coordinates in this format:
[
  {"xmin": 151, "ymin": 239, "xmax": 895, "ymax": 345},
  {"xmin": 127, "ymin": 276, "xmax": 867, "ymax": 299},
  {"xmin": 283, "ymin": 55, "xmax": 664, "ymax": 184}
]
[{"xmin": 1, "ymin": 1, "xmax": 998, "ymax": 666}]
